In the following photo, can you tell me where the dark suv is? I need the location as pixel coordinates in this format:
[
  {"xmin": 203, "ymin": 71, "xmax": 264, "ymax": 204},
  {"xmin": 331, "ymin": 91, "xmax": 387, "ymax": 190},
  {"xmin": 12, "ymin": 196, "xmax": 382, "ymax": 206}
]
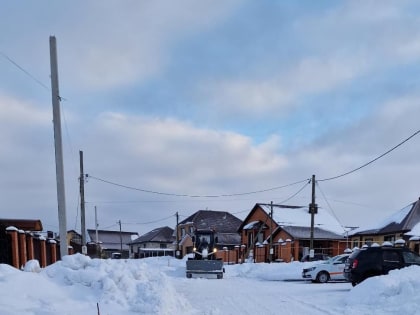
[{"xmin": 343, "ymin": 245, "xmax": 420, "ymax": 286}]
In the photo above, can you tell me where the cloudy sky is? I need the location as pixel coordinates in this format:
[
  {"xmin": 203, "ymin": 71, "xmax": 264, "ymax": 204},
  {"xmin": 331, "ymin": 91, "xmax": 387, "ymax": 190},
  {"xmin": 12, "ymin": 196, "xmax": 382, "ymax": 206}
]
[{"xmin": 1, "ymin": 1, "xmax": 420, "ymax": 236}]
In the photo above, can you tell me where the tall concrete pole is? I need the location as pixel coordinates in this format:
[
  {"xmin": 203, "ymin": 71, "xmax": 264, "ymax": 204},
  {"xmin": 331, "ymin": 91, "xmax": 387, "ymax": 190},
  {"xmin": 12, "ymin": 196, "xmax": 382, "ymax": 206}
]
[{"xmin": 49, "ymin": 36, "xmax": 68, "ymax": 258}]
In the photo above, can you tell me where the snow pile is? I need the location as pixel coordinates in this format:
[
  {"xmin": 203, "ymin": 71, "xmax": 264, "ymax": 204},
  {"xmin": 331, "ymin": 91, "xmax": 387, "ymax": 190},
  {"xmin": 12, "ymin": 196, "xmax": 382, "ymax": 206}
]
[
  {"xmin": 0, "ymin": 254, "xmax": 192, "ymax": 315},
  {"xmin": 1, "ymin": 255, "xmax": 420, "ymax": 314},
  {"xmin": 345, "ymin": 265, "xmax": 420, "ymax": 314}
]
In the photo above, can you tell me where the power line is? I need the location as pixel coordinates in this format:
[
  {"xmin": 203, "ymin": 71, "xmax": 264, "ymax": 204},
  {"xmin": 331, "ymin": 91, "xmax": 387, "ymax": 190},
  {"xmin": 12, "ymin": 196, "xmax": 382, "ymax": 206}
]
[
  {"xmin": 0, "ymin": 51, "xmax": 50, "ymax": 91},
  {"xmin": 122, "ymin": 214, "xmax": 175, "ymax": 225},
  {"xmin": 86, "ymin": 174, "xmax": 310, "ymax": 198},
  {"xmin": 318, "ymin": 128, "xmax": 420, "ymax": 182},
  {"xmin": 277, "ymin": 179, "xmax": 311, "ymax": 204}
]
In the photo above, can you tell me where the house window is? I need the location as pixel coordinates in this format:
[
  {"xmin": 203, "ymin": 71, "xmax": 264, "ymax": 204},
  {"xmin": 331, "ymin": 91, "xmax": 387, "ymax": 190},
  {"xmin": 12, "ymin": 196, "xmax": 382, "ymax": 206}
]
[
  {"xmin": 181, "ymin": 228, "xmax": 185, "ymax": 237},
  {"xmin": 352, "ymin": 239, "xmax": 359, "ymax": 248},
  {"xmin": 189, "ymin": 226, "xmax": 194, "ymax": 234},
  {"xmin": 160, "ymin": 243, "xmax": 167, "ymax": 249},
  {"xmin": 364, "ymin": 238, "xmax": 373, "ymax": 246},
  {"xmin": 384, "ymin": 235, "xmax": 395, "ymax": 243}
]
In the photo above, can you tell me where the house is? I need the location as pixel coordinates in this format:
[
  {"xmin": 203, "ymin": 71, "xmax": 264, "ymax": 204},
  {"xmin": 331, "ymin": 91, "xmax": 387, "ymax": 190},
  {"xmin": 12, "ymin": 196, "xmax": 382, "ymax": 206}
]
[
  {"xmin": 177, "ymin": 210, "xmax": 242, "ymax": 262},
  {"xmin": 350, "ymin": 198, "xmax": 420, "ymax": 253},
  {"xmin": 87, "ymin": 229, "xmax": 139, "ymax": 259},
  {"xmin": 128, "ymin": 226, "xmax": 176, "ymax": 258},
  {"xmin": 238, "ymin": 203, "xmax": 347, "ymax": 263}
]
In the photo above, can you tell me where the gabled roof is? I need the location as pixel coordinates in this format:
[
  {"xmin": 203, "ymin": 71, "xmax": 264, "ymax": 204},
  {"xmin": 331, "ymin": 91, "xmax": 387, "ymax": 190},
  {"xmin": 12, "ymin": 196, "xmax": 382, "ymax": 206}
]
[
  {"xmin": 87, "ymin": 229, "xmax": 139, "ymax": 251},
  {"xmin": 129, "ymin": 226, "xmax": 175, "ymax": 244},
  {"xmin": 179, "ymin": 210, "xmax": 242, "ymax": 233},
  {"xmin": 351, "ymin": 199, "xmax": 420, "ymax": 236},
  {"xmin": 0, "ymin": 219, "xmax": 43, "ymax": 231},
  {"xmin": 239, "ymin": 203, "xmax": 345, "ymax": 235}
]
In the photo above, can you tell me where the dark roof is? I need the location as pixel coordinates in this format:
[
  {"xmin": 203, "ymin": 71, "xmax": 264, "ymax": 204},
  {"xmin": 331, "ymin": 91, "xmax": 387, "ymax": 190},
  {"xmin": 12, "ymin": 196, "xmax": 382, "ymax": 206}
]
[
  {"xmin": 217, "ymin": 233, "xmax": 241, "ymax": 246},
  {"xmin": 352, "ymin": 199, "xmax": 420, "ymax": 236},
  {"xmin": 87, "ymin": 229, "xmax": 139, "ymax": 251},
  {"xmin": 281, "ymin": 226, "xmax": 344, "ymax": 240},
  {"xmin": 0, "ymin": 219, "xmax": 43, "ymax": 231},
  {"xmin": 129, "ymin": 226, "xmax": 175, "ymax": 244},
  {"xmin": 179, "ymin": 210, "xmax": 242, "ymax": 233}
]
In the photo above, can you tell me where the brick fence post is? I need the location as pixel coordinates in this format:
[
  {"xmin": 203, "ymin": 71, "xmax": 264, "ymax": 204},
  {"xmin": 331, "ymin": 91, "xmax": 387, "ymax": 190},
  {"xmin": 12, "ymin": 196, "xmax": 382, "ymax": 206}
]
[
  {"xmin": 6, "ymin": 226, "xmax": 19, "ymax": 269},
  {"xmin": 39, "ymin": 236, "xmax": 47, "ymax": 268},
  {"xmin": 48, "ymin": 240, "xmax": 57, "ymax": 265},
  {"xmin": 18, "ymin": 230, "xmax": 27, "ymax": 268},
  {"xmin": 26, "ymin": 232, "xmax": 35, "ymax": 261}
]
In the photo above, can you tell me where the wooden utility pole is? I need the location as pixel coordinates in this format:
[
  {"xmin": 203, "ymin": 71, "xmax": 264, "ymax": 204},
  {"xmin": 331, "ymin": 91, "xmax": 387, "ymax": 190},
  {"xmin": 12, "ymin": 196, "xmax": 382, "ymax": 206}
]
[
  {"xmin": 175, "ymin": 212, "xmax": 179, "ymax": 258},
  {"xmin": 118, "ymin": 220, "xmax": 122, "ymax": 252},
  {"xmin": 79, "ymin": 151, "xmax": 86, "ymax": 249},
  {"xmin": 49, "ymin": 36, "xmax": 67, "ymax": 258},
  {"xmin": 309, "ymin": 174, "xmax": 317, "ymax": 251},
  {"xmin": 269, "ymin": 201, "xmax": 273, "ymax": 263}
]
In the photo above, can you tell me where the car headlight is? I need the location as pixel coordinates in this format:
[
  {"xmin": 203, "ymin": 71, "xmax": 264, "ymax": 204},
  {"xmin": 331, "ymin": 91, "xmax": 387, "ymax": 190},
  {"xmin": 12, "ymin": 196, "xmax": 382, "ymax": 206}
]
[{"xmin": 305, "ymin": 267, "xmax": 316, "ymax": 272}]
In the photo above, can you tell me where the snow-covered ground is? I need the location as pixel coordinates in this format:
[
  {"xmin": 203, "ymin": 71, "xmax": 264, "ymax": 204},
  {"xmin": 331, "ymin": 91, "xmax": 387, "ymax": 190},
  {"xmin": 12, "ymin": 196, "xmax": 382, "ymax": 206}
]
[{"xmin": 0, "ymin": 254, "xmax": 419, "ymax": 315}]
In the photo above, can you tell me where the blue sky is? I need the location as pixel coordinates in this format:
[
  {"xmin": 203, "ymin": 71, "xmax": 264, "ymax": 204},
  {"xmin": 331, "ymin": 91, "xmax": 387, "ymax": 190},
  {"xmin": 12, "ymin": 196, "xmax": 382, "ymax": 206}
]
[{"xmin": 1, "ymin": 1, "xmax": 420, "ymax": 235}]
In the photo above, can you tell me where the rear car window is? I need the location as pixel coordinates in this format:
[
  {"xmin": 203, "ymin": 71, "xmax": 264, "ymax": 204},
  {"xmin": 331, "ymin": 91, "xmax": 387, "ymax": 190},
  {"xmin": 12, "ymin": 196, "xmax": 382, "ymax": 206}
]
[{"xmin": 402, "ymin": 251, "xmax": 420, "ymax": 264}]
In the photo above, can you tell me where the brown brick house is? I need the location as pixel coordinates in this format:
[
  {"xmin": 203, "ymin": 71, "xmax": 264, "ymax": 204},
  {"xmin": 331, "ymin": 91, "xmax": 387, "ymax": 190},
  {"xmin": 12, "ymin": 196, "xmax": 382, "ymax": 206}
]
[
  {"xmin": 177, "ymin": 210, "xmax": 242, "ymax": 262},
  {"xmin": 239, "ymin": 203, "xmax": 347, "ymax": 262}
]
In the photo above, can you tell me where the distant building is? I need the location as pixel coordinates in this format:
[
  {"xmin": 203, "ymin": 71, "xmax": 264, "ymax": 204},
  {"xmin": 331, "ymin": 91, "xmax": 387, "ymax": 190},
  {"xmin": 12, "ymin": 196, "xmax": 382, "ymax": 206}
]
[
  {"xmin": 129, "ymin": 226, "xmax": 175, "ymax": 258},
  {"xmin": 238, "ymin": 203, "xmax": 346, "ymax": 262},
  {"xmin": 350, "ymin": 198, "xmax": 420, "ymax": 254},
  {"xmin": 87, "ymin": 229, "xmax": 139, "ymax": 259},
  {"xmin": 177, "ymin": 210, "xmax": 242, "ymax": 259}
]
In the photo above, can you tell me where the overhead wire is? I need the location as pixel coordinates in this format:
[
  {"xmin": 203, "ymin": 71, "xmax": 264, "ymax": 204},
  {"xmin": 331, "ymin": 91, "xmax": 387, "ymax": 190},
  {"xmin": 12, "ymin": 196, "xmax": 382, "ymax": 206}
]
[
  {"xmin": 86, "ymin": 174, "xmax": 310, "ymax": 198},
  {"xmin": 315, "ymin": 181, "xmax": 345, "ymax": 232},
  {"xmin": 318, "ymin": 128, "xmax": 420, "ymax": 182},
  {"xmin": 0, "ymin": 51, "xmax": 50, "ymax": 91}
]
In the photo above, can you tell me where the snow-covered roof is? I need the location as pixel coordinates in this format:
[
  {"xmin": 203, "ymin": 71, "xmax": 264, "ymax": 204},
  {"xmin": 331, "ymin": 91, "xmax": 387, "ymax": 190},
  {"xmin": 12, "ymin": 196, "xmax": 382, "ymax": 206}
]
[
  {"xmin": 351, "ymin": 201, "xmax": 420, "ymax": 236},
  {"xmin": 259, "ymin": 204, "xmax": 345, "ymax": 235},
  {"xmin": 406, "ymin": 221, "xmax": 420, "ymax": 236}
]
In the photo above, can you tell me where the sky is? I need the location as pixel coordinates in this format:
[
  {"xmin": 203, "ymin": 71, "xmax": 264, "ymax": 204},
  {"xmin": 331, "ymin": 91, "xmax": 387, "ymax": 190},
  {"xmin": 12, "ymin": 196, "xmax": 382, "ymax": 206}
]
[
  {"xmin": 1, "ymin": 254, "xmax": 420, "ymax": 314},
  {"xmin": 1, "ymin": 1, "xmax": 420, "ymax": 237}
]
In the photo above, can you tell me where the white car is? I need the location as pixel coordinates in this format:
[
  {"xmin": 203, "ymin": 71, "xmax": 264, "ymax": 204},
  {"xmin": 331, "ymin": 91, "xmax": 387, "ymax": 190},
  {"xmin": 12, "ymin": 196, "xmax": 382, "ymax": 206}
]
[{"xmin": 302, "ymin": 254, "xmax": 350, "ymax": 283}]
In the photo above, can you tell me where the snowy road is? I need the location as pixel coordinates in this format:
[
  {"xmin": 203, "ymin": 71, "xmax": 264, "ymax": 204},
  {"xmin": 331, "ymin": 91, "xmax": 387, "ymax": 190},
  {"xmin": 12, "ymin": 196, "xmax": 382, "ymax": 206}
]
[{"xmin": 174, "ymin": 275, "xmax": 352, "ymax": 315}]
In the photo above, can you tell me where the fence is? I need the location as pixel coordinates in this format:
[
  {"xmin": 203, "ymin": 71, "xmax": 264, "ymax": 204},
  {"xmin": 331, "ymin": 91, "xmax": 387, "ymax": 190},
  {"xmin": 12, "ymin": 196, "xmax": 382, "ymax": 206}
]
[{"xmin": 1, "ymin": 226, "xmax": 69, "ymax": 269}]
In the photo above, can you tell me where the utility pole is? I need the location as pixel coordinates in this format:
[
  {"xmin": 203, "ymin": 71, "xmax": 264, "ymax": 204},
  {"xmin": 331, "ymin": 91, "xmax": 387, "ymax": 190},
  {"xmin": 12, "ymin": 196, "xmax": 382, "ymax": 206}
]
[
  {"xmin": 118, "ymin": 220, "xmax": 122, "ymax": 252},
  {"xmin": 175, "ymin": 212, "xmax": 180, "ymax": 258},
  {"xmin": 309, "ymin": 174, "xmax": 317, "ymax": 252},
  {"xmin": 49, "ymin": 36, "xmax": 67, "ymax": 258},
  {"xmin": 95, "ymin": 206, "xmax": 99, "ymax": 258},
  {"xmin": 79, "ymin": 151, "xmax": 86, "ymax": 250},
  {"xmin": 269, "ymin": 201, "xmax": 273, "ymax": 263}
]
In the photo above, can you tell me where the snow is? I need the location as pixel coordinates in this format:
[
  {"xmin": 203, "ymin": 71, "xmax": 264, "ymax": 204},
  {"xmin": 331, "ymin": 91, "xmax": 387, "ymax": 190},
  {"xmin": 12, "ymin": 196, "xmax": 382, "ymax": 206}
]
[
  {"xmin": 352, "ymin": 203, "xmax": 414, "ymax": 234},
  {"xmin": 1, "ymin": 254, "xmax": 420, "ymax": 314}
]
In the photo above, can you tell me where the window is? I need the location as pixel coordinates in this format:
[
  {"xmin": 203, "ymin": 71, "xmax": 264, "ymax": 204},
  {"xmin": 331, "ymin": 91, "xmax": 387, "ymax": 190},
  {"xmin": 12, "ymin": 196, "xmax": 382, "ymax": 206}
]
[
  {"xmin": 384, "ymin": 235, "xmax": 395, "ymax": 243},
  {"xmin": 364, "ymin": 238, "xmax": 373, "ymax": 246},
  {"xmin": 181, "ymin": 228, "xmax": 185, "ymax": 237},
  {"xmin": 160, "ymin": 243, "xmax": 167, "ymax": 249},
  {"xmin": 352, "ymin": 239, "xmax": 359, "ymax": 248},
  {"xmin": 383, "ymin": 251, "xmax": 400, "ymax": 263},
  {"xmin": 402, "ymin": 251, "xmax": 420, "ymax": 264}
]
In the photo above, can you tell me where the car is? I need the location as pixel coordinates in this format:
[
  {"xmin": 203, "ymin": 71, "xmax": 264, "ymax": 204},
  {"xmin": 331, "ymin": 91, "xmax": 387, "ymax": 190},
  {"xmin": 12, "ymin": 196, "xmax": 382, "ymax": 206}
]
[
  {"xmin": 343, "ymin": 243, "xmax": 420, "ymax": 286},
  {"xmin": 300, "ymin": 253, "xmax": 330, "ymax": 262},
  {"xmin": 302, "ymin": 254, "xmax": 350, "ymax": 283}
]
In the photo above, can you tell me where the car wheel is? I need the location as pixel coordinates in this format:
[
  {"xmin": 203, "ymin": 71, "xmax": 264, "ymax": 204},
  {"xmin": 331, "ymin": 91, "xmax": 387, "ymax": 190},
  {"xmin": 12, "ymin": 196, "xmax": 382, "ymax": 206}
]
[{"xmin": 316, "ymin": 271, "xmax": 329, "ymax": 283}]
